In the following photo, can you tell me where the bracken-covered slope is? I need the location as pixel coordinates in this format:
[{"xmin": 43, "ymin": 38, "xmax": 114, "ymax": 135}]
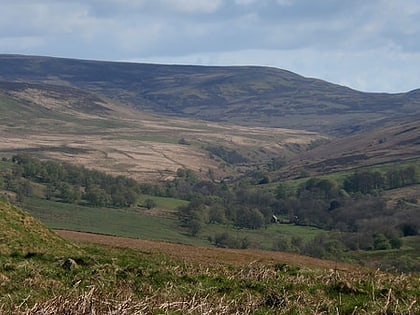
[
  {"xmin": 1, "ymin": 54, "xmax": 419, "ymax": 136},
  {"xmin": 285, "ymin": 115, "xmax": 420, "ymax": 176}
]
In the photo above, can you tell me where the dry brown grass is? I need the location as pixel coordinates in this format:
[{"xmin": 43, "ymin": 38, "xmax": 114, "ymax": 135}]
[
  {"xmin": 5, "ymin": 265, "xmax": 419, "ymax": 315},
  {"xmin": 0, "ymin": 87, "xmax": 324, "ymax": 182},
  {"xmin": 17, "ymin": 287, "xmax": 258, "ymax": 315}
]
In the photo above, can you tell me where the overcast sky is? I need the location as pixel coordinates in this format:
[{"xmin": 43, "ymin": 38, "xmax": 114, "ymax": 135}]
[{"xmin": 2, "ymin": 0, "xmax": 420, "ymax": 93}]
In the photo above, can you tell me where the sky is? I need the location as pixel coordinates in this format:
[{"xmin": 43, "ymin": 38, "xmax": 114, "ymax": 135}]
[{"xmin": 1, "ymin": 0, "xmax": 420, "ymax": 93}]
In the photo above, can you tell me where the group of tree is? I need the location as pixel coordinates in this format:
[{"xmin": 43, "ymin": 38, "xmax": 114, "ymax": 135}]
[
  {"xmin": 206, "ymin": 145, "xmax": 248, "ymax": 164},
  {"xmin": 2, "ymin": 154, "xmax": 141, "ymax": 207},
  {"xmin": 175, "ymin": 164, "xmax": 419, "ymax": 255},
  {"xmin": 343, "ymin": 166, "xmax": 417, "ymax": 194}
]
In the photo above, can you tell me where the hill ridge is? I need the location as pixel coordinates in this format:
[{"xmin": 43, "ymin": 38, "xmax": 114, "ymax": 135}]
[{"xmin": 1, "ymin": 54, "xmax": 419, "ymax": 135}]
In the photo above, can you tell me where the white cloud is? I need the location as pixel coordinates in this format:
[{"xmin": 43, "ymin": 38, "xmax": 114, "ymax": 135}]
[{"xmin": 160, "ymin": 0, "xmax": 224, "ymax": 13}]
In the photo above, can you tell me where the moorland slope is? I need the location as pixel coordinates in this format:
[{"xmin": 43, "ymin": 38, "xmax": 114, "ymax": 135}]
[
  {"xmin": 1, "ymin": 54, "xmax": 420, "ymax": 135},
  {"xmin": 0, "ymin": 80, "xmax": 323, "ymax": 181}
]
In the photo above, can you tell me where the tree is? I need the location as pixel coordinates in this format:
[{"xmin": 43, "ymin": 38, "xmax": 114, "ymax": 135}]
[
  {"xmin": 214, "ymin": 232, "xmax": 232, "ymax": 248},
  {"xmin": 85, "ymin": 186, "xmax": 110, "ymax": 207},
  {"xmin": 144, "ymin": 198, "xmax": 156, "ymax": 210},
  {"xmin": 177, "ymin": 198, "xmax": 206, "ymax": 236},
  {"xmin": 275, "ymin": 183, "xmax": 287, "ymax": 200},
  {"xmin": 373, "ymin": 233, "xmax": 391, "ymax": 250},
  {"xmin": 298, "ymin": 178, "xmax": 338, "ymax": 199},
  {"xmin": 45, "ymin": 183, "xmax": 56, "ymax": 200},
  {"xmin": 59, "ymin": 183, "xmax": 80, "ymax": 204},
  {"xmin": 235, "ymin": 208, "xmax": 264, "ymax": 229},
  {"xmin": 302, "ymin": 233, "xmax": 346, "ymax": 259},
  {"xmin": 390, "ymin": 237, "xmax": 402, "ymax": 249},
  {"xmin": 208, "ymin": 205, "xmax": 226, "ymax": 224},
  {"xmin": 344, "ymin": 171, "xmax": 385, "ymax": 194},
  {"xmin": 188, "ymin": 219, "xmax": 202, "ymax": 236},
  {"xmin": 213, "ymin": 232, "xmax": 249, "ymax": 249}
]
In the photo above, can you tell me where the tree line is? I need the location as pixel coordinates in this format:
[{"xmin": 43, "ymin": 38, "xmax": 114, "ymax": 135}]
[
  {"xmin": 1, "ymin": 154, "xmax": 418, "ymax": 261},
  {"xmin": 2, "ymin": 154, "xmax": 141, "ymax": 207}
]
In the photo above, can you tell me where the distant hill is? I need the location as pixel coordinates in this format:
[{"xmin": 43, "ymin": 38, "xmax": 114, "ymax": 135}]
[
  {"xmin": 0, "ymin": 199, "xmax": 80, "ymax": 256},
  {"xmin": 1, "ymin": 54, "xmax": 419, "ymax": 136}
]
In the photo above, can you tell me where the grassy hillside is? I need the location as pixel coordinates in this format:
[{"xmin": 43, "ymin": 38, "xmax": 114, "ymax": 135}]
[
  {"xmin": 0, "ymin": 199, "xmax": 80, "ymax": 256},
  {"xmin": 1, "ymin": 54, "xmax": 419, "ymax": 135},
  {"xmin": 0, "ymin": 204, "xmax": 418, "ymax": 314},
  {"xmin": 1, "ymin": 71, "xmax": 418, "ymax": 184}
]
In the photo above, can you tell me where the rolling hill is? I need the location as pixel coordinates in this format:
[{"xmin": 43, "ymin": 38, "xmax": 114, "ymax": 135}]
[{"xmin": 1, "ymin": 54, "xmax": 420, "ymax": 136}]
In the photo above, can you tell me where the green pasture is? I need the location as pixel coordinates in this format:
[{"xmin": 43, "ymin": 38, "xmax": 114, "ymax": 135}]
[
  {"xmin": 137, "ymin": 194, "xmax": 188, "ymax": 210},
  {"xmin": 21, "ymin": 196, "xmax": 322, "ymax": 251},
  {"xmin": 197, "ymin": 222, "xmax": 321, "ymax": 250},
  {"xmin": 22, "ymin": 197, "xmax": 206, "ymax": 246}
]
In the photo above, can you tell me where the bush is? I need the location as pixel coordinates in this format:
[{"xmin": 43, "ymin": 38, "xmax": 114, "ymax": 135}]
[
  {"xmin": 214, "ymin": 232, "xmax": 249, "ymax": 249},
  {"xmin": 389, "ymin": 237, "xmax": 402, "ymax": 249},
  {"xmin": 373, "ymin": 233, "xmax": 391, "ymax": 250},
  {"xmin": 272, "ymin": 236, "xmax": 291, "ymax": 252},
  {"xmin": 144, "ymin": 199, "xmax": 156, "ymax": 210}
]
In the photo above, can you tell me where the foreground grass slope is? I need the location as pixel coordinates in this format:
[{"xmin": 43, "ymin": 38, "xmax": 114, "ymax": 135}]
[
  {"xmin": 0, "ymin": 199, "xmax": 80, "ymax": 256},
  {"xmin": 0, "ymin": 201, "xmax": 419, "ymax": 314}
]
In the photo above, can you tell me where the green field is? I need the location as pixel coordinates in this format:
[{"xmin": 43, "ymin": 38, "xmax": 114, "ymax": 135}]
[
  {"xmin": 21, "ymin": 197, "xmax": 323, "ymax": 251},
  {"xmin": 137, "ymin": 194, "xmax": 189, "ymax": 210},
  {"xmin": 22, "ymin": 197, "xmax": 205, "ymax": 246}
]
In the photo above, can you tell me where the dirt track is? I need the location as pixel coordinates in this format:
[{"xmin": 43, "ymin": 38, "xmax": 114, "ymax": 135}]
[{"xmin": 55, "ymin": 230, "xmax": 358, "ymax": 271}]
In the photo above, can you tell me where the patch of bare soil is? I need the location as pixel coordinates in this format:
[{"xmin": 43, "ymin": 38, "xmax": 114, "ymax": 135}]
[{"xmin": 55, "ymin": 230, "xmax": 359, "ymax": 271}]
